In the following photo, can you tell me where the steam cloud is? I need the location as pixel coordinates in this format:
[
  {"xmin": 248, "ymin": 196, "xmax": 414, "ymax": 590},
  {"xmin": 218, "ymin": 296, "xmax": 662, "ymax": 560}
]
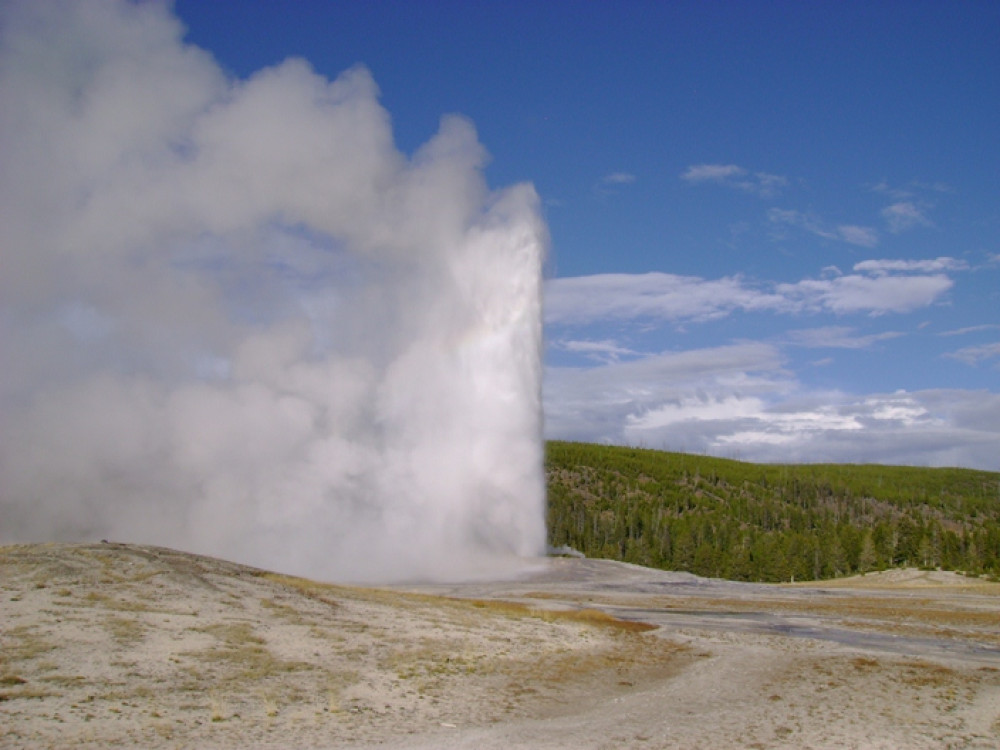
[{"xmin": 0, "ymin": 1, "xmax": 548, "ymax": 581}]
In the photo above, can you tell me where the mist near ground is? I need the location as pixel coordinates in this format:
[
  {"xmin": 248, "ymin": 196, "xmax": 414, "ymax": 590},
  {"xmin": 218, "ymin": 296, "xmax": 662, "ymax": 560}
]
[{"xmin": 0, "ymin": 0, "xmax": 548, "ymax": 581}]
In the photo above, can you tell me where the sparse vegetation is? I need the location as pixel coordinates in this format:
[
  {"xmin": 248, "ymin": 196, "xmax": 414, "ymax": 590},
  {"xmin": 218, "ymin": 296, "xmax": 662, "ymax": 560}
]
[
  {"xmin": 546, "ymin": 441, "xmax": 1000, "ymax": 582},
  {"xmin": 468, "ymin": 599, "xmax": 657, "ymax": 633},
  {"xmin": 2, "ymin": 542, "xmax": 998, "ymax": 747},
  {"xmin": 0, "ymin": 542, "xmax": 690, "ymax": 747},
  {"xmin": 258, "ymin": 572, "xmax": 342, "ymax": 610},
  {"xmin": 104, "ymin": 616, "xmax": 147, "ymax": 646}
]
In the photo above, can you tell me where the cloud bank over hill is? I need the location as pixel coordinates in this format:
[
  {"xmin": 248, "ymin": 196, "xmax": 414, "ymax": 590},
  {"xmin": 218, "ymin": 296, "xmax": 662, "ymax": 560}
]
[
  {"xmin": 543, "ymin": 263, "xmax": 1000, "ymax": 469},
  {"xmin": 0, "ymin": 1, "xmax": 548, "ymax": 581}
]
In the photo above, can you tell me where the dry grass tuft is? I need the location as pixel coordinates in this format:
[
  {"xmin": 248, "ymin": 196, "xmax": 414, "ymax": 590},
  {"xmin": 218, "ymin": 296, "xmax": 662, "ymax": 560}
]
[
  {"xmin": 466, "ymin": 598, "xmax": 657, "ymax": 632},
  {"xmin": 899, "ymin": 662, "xmax": 956, "ymax": 688},
  {"xmin": 258, "ymin": 572, "xmax": 342, "ymax": 610}
]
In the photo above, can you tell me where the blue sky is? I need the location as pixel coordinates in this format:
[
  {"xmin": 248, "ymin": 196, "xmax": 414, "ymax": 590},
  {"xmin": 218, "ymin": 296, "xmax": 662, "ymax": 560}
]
[{"xmin": 171, "ymin": 1, "xmax": 1000, "ymax": 469}]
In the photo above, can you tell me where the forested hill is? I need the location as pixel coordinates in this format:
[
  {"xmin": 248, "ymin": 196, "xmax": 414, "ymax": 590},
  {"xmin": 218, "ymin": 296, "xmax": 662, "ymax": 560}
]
[{"xmin": 545, "ymin": 441, "xmax": 1000, "ymax": 582}]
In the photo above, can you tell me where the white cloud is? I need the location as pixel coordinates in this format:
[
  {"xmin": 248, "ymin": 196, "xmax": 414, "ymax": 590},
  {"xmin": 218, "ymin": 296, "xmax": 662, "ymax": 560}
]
[
  {"xmin": 939, "ymin": 323, "xmax": 1000, "ymax": 337},
  {"xmin": 542, "ymin": 255, "xmax": 991, "ymax": 469},
  {"xmin": 602, "ymin": 172, "xmax": 635, "ymax": 185},
  {"xmin": 552, "ymin": 338, "xmax": 639, "ymax": 362},
  {"xmin": 913, "ymin": 181, "xmax": 955, "ymax": 194},
  {"xmin": 544, "ymin": 343, "xmax": 791, "ymax": 444},
  {"xmin": 784, "ymin": 326, "xmax": 902, "ymax": 349},
  {"xmin": 682, "ymin": 163, "xmax": 746, "ymax": 182},
  {"xmin": 768, "ymin": 207, "xmax": 811, "ymax": 228},
  {"xmin": 593, "ymin": 171, "xmax": 636, "ymax": 197},
  {"xmin": 629, "ymin": 395, "xmax": 776, "ymax": 433},
  {"xmin": 836, "ymin": 225, "xmax": 879, "ymax": 247},
  {"xmin": 681, "ymin": 163, "xmax": 787, "ymax": 198},
  {"xmin": 636, "ymin": 390, "xmax": 934, "ymax": 448},
  {"xmin": 776, "ymin": 273, "xmax": 953, "ymax": 315},
  {"xmin": 545, "ymin": 353, "xmax": 1000, "ymax": 469},
  {"xmin": 945, "ymin": 342, "xmax": 1000, "ymax": 366},
  {"xmin": 871, "ymin": 181, "xmax": 913, "ymax": 200},
  {"xmin": 853, "ymin": 257, "xmax": 966, "ymax": 275},
  {"xmin": 872, "ymin": 180, "xmax": 952, "ymax": 199},
  {"xmin": 703, "ymin": 391, "xmax": 943, "ymax": 459},
  {"xmin": 544, "ymin": 272, "xmax": 778, "ymax": 325},
  {"xmin": 768, "ymin": 209, "xmax": 878, "ymax": 247},
  {"xmin": 594, "ymin": 172, "xmax": 635, "ymax": 199},
  {"xmin": 545, "ymin": 260, "xmax": 956, "ymax": 326},
  {"xmin": 863, "ymin": 394, "xmax": 930, "ymax": 423},
  {"xmin": 882, "ymin": 201, "xmax": 932, "ymax": 232},
  {"xmin": 754, "ymin": 172, "xmax": 789, "ymax": 196}
]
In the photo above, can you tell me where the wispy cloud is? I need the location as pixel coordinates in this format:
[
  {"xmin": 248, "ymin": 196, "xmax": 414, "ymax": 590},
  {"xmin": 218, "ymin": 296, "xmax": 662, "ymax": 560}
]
[
  {"xmin": 870, "ymin": 182, "xmax": 940, "ymax": 233},
  {"xmin": 912, "ymin": 181, "xmax": 955, "ymax": 194},
  {"xmin": 853, "ymin": 257, "xmax": 967, "ymax": 275},
  {"xmin": 551, "ymin": 338, "xmax": 639, "ymax": 363},
  {"xmin": 594, "ymin": 171, "xmax": 636, "ymax": 196},
  {"xmin": 768, "ymin": 208, "xmax": 822, "ymax": 233},
  {"xmin": 939, "ymin": 323, "xmax": 1000, "ymax": 337},
  {"xmin": 682, "ymin": 164, "xmax": 745, "ymax": 181},
  {"xmin": 784, "ymin": 326, "xmax": 902, "ymax": 349},
  {"xmin": 776, "ymin": 273, "xmax": 953, "ymax": 315},
  {"xmin": 602, "ymin": 172, "xmax": 635, "ymax": 185},
  {"xmin": 545, "ymin": 259, "xmax": 957, "ymax": 326},
  {"xmin": 872, "ymin": 180, "xmax": 953, "ymax": 199},
  {"xmin": 681, "ymin": 163, "xmax": 787, "ymax": 198},
  {"xmin": 544, "ymin": 272, "xmax": 774, "ymax": 325},
  {"xmin": 945, "ymin": 341, "xmax": 1000, "ymax": 366},
  {"xmin": 768, "ymin": 208, "xmax": 879, "ymax": 247},
  {"xmin": 882, "ymin": 201, "xmax": 933, "ymax": 233},
  {"xmin": 836, "ymin": 225, "xmax": 879, "ymax": 247},
  {"xmin": 871, "ymin": 181, "xmax": 914, "ymax": 201}
]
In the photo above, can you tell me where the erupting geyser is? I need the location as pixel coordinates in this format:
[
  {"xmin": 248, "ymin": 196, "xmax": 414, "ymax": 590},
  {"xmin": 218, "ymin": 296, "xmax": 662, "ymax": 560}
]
[{"xmin": 0, "ymin": 0, "xmax": 548, "ymax": 581}]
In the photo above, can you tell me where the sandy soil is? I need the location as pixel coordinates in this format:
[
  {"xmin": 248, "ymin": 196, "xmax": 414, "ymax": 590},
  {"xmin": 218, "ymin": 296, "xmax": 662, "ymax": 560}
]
[{"xmin": 2, "ymin": 543, "xmax": 999, "ymax": 749}]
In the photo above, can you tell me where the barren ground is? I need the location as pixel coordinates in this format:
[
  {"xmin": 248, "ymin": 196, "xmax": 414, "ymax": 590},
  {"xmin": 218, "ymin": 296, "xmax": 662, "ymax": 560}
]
[{"xmin": 2, "ymin": 543, "xmax": 999, "ymax": 748}]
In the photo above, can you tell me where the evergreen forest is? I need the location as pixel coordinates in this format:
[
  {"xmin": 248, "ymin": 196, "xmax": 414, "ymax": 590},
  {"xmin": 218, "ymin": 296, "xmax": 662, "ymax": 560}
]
[{"xmin": 545, "ymin": 441, "xmax": 1000, "ymax": 582}]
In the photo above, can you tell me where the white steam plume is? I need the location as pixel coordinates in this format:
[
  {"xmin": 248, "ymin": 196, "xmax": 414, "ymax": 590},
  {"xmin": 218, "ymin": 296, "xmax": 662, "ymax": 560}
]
[{"xmin": 0, "ymin": 1, "xmax": 548, "ymax": 581}]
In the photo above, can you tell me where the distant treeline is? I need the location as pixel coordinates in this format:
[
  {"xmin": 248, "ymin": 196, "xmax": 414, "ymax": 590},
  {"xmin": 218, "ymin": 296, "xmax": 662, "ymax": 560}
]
[{"xmin": 545, "ymin": 441, "xmax": 1000, "ymax": 582}]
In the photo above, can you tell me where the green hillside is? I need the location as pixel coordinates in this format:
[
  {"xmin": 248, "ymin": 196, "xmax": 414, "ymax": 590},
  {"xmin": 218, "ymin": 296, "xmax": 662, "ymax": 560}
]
[{"xmin": 545, "ymin": 441, "xmax": 1000, "ymax": 582}]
